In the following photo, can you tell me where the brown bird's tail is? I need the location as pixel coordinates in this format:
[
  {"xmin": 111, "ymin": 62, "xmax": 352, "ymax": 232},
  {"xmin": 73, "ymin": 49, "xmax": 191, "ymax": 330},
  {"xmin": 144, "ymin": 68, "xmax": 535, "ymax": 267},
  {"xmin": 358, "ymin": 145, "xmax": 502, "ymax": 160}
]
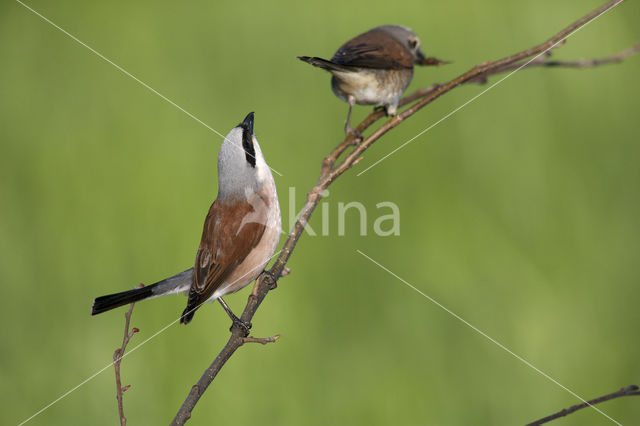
[{"xmin": 297, "ymin": 56, "xmax": 355, "ymax": 73}]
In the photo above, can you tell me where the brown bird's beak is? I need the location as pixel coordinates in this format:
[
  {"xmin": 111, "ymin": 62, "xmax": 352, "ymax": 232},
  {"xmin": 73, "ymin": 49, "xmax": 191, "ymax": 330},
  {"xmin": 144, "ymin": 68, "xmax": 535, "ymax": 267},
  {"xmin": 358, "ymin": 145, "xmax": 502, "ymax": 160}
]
[{"xmin": 416, "ymin": 50, "xmax": 451, "ymax": 66}]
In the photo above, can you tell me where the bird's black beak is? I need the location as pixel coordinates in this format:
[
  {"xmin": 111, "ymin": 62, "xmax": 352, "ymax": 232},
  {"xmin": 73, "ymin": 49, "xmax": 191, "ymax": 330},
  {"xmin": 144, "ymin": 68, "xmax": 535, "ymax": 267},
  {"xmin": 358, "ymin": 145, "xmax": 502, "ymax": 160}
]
[{"xmin": 240, "ymin": 112, "xmax": 255, "ymax": 134}]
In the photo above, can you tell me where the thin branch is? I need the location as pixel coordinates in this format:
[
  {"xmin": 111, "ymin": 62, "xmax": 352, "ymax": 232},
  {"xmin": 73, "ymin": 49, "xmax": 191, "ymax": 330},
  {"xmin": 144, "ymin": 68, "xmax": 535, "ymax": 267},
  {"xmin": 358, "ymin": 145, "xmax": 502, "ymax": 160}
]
[
  {"xmin": 470, "ymin": 42, "xmax": 640, "ymax": 83},
  {"xmin": 112, "ymin": 287, "xmax": 140, "ymax": 426},
  {"xmin": 526, "ymin": 385, "xmax": 640, "ymax": 425},
  {"xmin": 171, "ymin": 1, "xmax": 638, "ymax": 424},
  {"xmin": 242, "ymin": 335, "xmax": 281, "ymax": 345},
  {"xmin": 170, "ymin": 274, "xmax": 279, "ymax": 426}
]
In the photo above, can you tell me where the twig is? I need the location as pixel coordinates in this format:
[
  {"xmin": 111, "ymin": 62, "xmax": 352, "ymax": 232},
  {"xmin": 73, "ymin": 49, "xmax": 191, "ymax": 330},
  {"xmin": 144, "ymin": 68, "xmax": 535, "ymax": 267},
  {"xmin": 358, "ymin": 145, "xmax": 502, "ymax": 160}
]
[
  {"xmin": 171, "ymin": 1, "xmax": 638, "ymax": 424},
  {"xmin": 526, "ymin": 385, "xmax": 640, "ymax": 425},
  {"xmin": 470, "ymin": 42, "xmax": 640, "ymax": 83},
  {"xmin": 112, "ymin": 287, "xmax": 141, "ymax": 426},
  {"xmin": 242, "ymin": 334, "xmax": 280, "ymax": 345}
]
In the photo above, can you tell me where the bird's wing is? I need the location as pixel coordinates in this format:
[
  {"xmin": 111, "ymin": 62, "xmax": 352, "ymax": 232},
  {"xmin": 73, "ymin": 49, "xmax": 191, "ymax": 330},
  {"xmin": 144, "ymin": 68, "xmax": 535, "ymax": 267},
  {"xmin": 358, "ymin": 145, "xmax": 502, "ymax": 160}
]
[
  {"xmin": 181, "ymin": 194, "xmax": 268, "ymax": 322},
  {"xmin": 331, "ymin": 28, "xmax": 413, "ymax": 70}
]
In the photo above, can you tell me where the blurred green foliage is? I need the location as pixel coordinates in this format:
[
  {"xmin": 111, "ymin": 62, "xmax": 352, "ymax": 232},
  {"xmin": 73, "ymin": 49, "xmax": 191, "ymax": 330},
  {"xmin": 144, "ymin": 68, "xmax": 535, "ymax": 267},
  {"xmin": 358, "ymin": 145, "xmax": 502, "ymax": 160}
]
[{"xmin": 1, "ymin": 0, "xmax": 639, "ymax": 425}]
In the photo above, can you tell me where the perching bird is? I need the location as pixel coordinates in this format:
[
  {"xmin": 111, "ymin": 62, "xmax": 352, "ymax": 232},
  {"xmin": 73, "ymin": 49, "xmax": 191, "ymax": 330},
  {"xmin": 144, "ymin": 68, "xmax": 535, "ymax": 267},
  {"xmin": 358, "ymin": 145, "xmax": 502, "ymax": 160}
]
[
  {"xmin": 91, "ymin": 112, "xmax": 281, "ymax": 330},
  {"xmin": 298, "ymin": 25, "xmax": 447, "ymax": 135}
]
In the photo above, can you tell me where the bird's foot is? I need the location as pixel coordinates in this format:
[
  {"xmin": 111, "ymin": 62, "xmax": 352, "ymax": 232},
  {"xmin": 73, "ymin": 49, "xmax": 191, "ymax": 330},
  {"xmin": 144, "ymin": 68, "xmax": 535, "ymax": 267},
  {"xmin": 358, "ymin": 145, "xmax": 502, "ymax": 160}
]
[
  {"xmin": 262, "ymin": 270, "xmax": 278, "ymax": 290},
  {"xmin": 385, "ymin": 105, "xmax": 398, "ymax": 117},
  {"xmin": 229, "ymin": 314, "xmax": 252, "ymax": 336},
  {"xmin": 344, "ymin": 124, "xmax": 362, "ymax": 142}
]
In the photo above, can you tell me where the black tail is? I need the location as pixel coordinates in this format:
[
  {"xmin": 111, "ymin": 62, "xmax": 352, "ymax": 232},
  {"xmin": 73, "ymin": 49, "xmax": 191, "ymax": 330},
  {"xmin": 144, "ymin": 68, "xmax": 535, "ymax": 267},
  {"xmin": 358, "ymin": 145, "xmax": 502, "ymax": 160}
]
[
  {"xmin": 91, "ymin": 284, "xmax": 155, "ymax": 315},
  {"xmin": 297, "ymin": 56, "xmax": 354, "ymax": 73}
]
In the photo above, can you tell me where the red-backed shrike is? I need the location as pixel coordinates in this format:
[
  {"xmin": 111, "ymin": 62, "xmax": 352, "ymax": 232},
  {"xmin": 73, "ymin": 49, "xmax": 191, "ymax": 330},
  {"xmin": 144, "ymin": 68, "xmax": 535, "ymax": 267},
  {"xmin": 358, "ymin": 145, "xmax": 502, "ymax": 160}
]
[
  {"xmin": 92, "ymin": 112, "xmax": 281, "ymax": 329},
  {"xmin": 298, "ymin": 25, "xmax": 446, "ymax": 135}
]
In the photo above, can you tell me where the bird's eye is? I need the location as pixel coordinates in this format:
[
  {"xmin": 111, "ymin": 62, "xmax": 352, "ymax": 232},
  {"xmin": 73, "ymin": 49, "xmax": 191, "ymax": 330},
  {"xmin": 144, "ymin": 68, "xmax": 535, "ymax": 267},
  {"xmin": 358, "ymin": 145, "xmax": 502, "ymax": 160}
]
[{"xmin": 408, "ymin": 39, "xmax": 418, "ymax": 49}]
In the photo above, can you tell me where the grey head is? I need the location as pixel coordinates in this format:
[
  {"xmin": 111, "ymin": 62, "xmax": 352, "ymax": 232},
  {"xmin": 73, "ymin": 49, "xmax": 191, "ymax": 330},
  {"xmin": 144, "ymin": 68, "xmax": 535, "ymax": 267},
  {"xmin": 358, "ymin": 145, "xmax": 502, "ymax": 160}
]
[
  {"xmin": 375, "ymin": 25, "xmax": 426, "ymax": 64},
  {"xmin": 217, "ymin": 112, "xmax": 274, "ymax": 199}
]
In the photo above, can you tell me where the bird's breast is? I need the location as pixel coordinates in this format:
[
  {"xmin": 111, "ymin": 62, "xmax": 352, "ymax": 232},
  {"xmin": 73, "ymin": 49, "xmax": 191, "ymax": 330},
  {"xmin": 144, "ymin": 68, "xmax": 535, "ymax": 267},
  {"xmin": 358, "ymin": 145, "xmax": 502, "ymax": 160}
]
[
  {"xmin": 211, "ymin": 183, "xmax": 281, "ymax": 300},
  {"xmin": 331, "ymin": 68, "xmax": 413, "ymax": 107}
]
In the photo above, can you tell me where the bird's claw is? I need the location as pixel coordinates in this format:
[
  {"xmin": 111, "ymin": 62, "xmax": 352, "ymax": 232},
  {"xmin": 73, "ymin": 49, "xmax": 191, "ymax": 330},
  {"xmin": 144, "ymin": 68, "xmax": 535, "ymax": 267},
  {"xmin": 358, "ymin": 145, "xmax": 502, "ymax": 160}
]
[
  {"xmin": 262, "ymin": 270, "xmax": 278, "ymax": 290},
  {"xmin": 230, "ymin": 315, "xmax": 252, "ymax": 336},
  {"xmin": 345, "ymin": 125, "xmax": 362, "ymax": 142}
]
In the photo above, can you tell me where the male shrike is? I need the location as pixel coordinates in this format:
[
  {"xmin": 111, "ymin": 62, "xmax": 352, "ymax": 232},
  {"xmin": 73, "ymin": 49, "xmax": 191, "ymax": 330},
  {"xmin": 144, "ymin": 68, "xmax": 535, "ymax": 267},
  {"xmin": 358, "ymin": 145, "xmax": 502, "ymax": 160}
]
[{"xmin": 92, "ymin": 112, "xmax": 281, "ymax": 330}]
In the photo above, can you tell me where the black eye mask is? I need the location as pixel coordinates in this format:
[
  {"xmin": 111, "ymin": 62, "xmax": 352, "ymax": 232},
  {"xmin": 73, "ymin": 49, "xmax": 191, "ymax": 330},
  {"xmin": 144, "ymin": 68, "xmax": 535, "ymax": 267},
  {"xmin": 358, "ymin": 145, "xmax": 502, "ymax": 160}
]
[{"xmin": 241, "ymin": 126, "xmax": 256, "ymax": 168}]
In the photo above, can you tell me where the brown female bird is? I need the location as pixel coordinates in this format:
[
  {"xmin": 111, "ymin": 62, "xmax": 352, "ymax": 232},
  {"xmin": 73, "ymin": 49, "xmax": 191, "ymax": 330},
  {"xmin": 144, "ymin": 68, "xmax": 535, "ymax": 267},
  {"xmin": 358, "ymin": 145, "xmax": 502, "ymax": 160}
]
[{"xmin": 298, "ymin": 25, "xmax": 447, "ymax": 135}]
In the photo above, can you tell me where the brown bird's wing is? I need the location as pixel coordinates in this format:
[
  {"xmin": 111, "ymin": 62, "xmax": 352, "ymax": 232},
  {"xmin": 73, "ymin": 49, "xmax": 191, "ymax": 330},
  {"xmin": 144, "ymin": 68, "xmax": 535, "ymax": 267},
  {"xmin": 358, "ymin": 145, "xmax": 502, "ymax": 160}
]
[
  {"xmin": 180, "ymin": 194, "xmax": 268, "ymax": 324},
  {"xmin": 331, "ymin": 28, "xmax": 413, "ymax": 70}
]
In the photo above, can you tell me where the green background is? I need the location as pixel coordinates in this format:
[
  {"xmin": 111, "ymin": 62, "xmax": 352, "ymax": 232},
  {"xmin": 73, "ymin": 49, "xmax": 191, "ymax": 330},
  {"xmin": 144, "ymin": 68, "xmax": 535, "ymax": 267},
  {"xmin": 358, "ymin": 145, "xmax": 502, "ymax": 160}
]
[{"xmin": 2, "ymin": 0, "xmax": 639, "ymax": 424}]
